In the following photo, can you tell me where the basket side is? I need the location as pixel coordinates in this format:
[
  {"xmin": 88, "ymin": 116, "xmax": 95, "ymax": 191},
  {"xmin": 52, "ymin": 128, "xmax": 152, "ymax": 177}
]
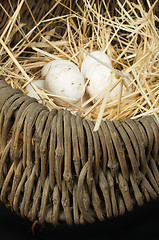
[
  {"xmin": 0, "ymin": 77, "xmax": 158, "ymax": 225},
  {"xmin": 0, "ymin": 0, "xmax": 159, "ymax": 226}
]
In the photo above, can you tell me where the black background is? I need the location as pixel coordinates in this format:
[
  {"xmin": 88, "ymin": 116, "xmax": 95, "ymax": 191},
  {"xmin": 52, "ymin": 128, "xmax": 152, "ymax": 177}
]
[{"xmin": 0, "ymin": 198, "xmax": 159, "ymax": 240}]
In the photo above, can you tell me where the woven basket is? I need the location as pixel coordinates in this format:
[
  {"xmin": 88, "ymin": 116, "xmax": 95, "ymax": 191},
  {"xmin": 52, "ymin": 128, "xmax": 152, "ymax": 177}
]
[{"xmin": 0, "ymin": 0, "xmax": 159, "ymax": 227}]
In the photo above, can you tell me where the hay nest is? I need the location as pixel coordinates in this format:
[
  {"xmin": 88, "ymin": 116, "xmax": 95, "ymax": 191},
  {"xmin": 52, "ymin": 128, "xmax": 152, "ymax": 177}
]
[{"xmin": 0, "ymin": 0, "xmax": 159, "ymax": 226}]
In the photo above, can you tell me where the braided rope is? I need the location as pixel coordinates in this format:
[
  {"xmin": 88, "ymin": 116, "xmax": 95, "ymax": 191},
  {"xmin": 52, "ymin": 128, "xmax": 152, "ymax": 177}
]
[{"xmin": 0, "ymin": 76, "xmax": 158, "ymax": 226}]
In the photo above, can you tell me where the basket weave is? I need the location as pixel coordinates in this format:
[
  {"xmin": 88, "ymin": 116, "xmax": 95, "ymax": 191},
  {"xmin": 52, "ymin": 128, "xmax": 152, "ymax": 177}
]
[{"xmin": 0, "ymin": 0, "xmax": 159, "ymax": 226}]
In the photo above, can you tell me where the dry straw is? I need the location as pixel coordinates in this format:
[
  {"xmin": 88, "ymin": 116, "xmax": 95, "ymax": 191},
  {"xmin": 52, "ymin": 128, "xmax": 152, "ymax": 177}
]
[{"xmin": 0, "ymin": 0, "xmax": 159, "ymax": 130}]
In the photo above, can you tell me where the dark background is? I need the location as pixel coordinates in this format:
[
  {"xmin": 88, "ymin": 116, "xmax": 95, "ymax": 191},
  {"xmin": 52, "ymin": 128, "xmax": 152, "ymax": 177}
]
[{"xmin": 0, "ymin": 198, "xmax": 159, "ymax": 240}]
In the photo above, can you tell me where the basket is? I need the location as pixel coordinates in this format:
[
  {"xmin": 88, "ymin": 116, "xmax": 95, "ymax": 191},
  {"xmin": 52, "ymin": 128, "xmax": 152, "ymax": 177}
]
[{"xmin": 0, "ymin": 0, "xmax": 159, "ymax": 227}]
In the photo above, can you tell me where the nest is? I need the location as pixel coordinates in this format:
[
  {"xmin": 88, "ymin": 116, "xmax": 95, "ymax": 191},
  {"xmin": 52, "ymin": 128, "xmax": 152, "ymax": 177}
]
[{"xmin": 0, "ymin": 0, "xmax": 159, "ymax": 227}]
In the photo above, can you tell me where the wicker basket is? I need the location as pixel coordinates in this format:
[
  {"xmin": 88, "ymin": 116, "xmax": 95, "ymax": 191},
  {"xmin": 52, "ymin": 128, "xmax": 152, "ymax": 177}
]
[{"xmin": 0, "ymin": 0, "xmax": 159, "ymax": 227}]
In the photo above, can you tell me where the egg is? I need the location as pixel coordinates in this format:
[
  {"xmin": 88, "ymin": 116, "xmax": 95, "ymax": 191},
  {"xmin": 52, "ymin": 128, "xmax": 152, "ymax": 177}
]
[
  {"xmin": 26, "ymin": 80, "xmax": 44, "ymax": 102},
  {"xmin": 41, "ymin": 59, "xmax": 79, "ymax": 77},
  {"xmin": 81, "ymin": 50, "xmax": 112, "ymax": 77},
  {"xmin": 81, "ymin": 51, "xmax": 132, "ymax": 101},
  {"xmin": 81, "ymin": 51, "xmax": 112, "ymax": 101},
  {"xmin": 42, "ymin": 59, "xmax": 85, "ymax": 105},
  {"xmin": 107, "ymin": 76, "xmax": 133, "ymax": 99}
]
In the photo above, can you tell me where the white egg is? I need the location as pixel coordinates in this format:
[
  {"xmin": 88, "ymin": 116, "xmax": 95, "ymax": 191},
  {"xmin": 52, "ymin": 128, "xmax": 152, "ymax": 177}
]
[
  {"xmin": 108, "ymin": 77, "xmax": 133, "ymax": 99},
  {"xmin": 81, "ymin": 50, "xmax": 112, "ymax": 77},
  {"xmin": 84, "ymin": 61, "xmax": 112, "ymax": 101},
  {"xmin": 26, "ymin": 80, "xmax": 44, "ymax": 101},
  {"xmin": 43, "ymin": 60, "xmax": 85, "ymax": 104},
  {"xmin": 81, "ymin": 51, "xmax": 133, "ymax": 101},
  {"xmin": 41, "ymin": 59, "xmax": 79, "ymax": 77},
  {"xmin": 81, "ymin": 51, "xmax": 114, "ymax": 101},
  {"xmin": 86, "ymin": 66, "xmax": 132, "ymax": 101}
]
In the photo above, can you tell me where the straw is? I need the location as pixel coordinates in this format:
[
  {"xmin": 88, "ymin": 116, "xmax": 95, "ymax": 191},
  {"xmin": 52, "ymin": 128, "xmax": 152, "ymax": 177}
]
[{"xmin": 0, "ymin": 0, "xmax": 158, "ymax": 128}]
